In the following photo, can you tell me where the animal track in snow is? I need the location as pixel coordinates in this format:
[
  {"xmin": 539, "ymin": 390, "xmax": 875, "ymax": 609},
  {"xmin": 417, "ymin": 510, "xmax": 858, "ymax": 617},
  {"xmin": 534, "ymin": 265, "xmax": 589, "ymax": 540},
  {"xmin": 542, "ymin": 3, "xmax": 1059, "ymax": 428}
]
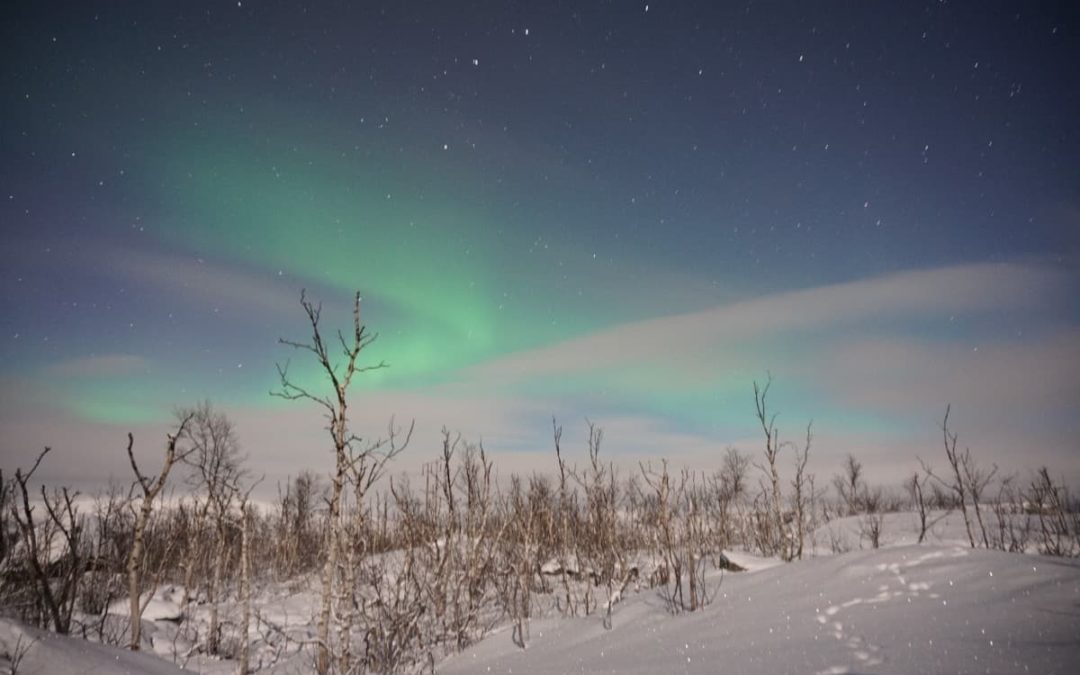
[{"xmin": 815, "ymin": 549, "xmax": 955, "ymax": 673}]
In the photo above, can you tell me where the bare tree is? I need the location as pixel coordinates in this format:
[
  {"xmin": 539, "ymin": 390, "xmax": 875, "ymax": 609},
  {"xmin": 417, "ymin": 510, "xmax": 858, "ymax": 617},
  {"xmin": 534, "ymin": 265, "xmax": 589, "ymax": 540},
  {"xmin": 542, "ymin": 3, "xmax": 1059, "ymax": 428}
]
[
  {"xmin": 989, "ymin": 474, "xmax": 1028, "ymax": 552},
  {"xmin": 907, "ymin": 471, "xmax": 931, "ymax": 544},
  {"xmin": 180, "ymin": 401, "xmax": 246, "ymax": 654},
  {"xmin": 858, "ymin": 486, "xmax": 885, "ymax": 549},
  {"xmin": 573, "ymin": 421, "xmax": 612, "ymax": 617},
  {"xmin": 501, "ymin": 475, "xmax": 535, "ymax": 646},
  {"xmin": 3, "ymin": 632, "xmax": 36, "ymax": 674},
  {"xmin": 274, "ymin": 471, "xmax": 322, "ymax": 576},
  {"xmin": 715, "ymin": 447, "xmax": 750, "ymax": 546},
  {"xmin": 125, "ymin": 416, "xmax": 194, "ymax": 650},
  {"xmin": 640, "ymin": 460, "xmax": 683, "ymax": 612},
  {"xmin": 790, "ymin": 423, "xmax": 812, "ymax": 560},
  {"xmin": 753, "ymin": 376, "xmax": 787, "ymax": 560},
  {"xmin": 80, "ymin": 482, "xmax": 131, "ymax": 645},
  {"xmin": 236, "ymin": 480, "xmax": 260, "ymax": 675},
  {"xmin": 832, "ymin": 454, "xmax": 864, "ymax": 517},
  {"xmin": 10, "ymin": 451, "xmax": 57, "ymax": 630},
  {"xmin": 273, "ymin": 290, "xmax": 408, "ymax": 675},
  {"xmin": 550, "ymin": 419, "xmax": 576, "ymax": 616},
  {"xmin": 638, "ymin": 462, "xmax": 716, "ymax": 614},
  {"xmin": 10, "ymin": 448, "xmax": 85, "ymax": 634},
  {"xmin": 338, "ymin": 418, "xmax": 410, "ymax": 674},
  {"xmin": 680, "ymin": 470, "xmax": 711, "ymax": 612},
  {"xmin": 920, "ymin": 406, "xmax": 976, "ymax": 548},
  {"xmin": 961, "ymin": 449, "xmax": 998, "ymax": 549},
  {"xmin": 720, "ymin": 447, "xmax": 750, "ymax": 502},
  {"xmin": 1027, "ymin": 467, "xmax": 1077, "ymax": 557}
]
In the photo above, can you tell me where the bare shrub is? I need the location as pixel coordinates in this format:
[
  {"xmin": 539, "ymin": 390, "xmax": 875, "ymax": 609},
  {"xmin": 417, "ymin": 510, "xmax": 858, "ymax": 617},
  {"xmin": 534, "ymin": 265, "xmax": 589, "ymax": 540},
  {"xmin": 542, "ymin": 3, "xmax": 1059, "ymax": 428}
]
[
  {"xmin": 497, "ymin": 476, "xmax": 536, "ymax": 647},
  {"xmin": 1026, "ymin": 467, "xmax": 1078, "ymax": 557},
  {"xmin": 273, "ymin": 471, "xmax": 323, "ymax": 578},
  {"xmin": 711, "ymin": 447, "xmax": 750, "ymax": 548},
  {"xmin": 907, "ymin": 471, "xmax": 941, "ymax": 544},
  {"xmin": 989, "ymin": 475, "xmax": 1029, "ymax": 553},
  {"xmin": 638, "ymin": 462, "xmax": 717, "ymax": 614},
  {"xmin": 789, "ymin": 423, "xmax": 813, "ymax": 560},
  {"xmin": 858, "ymin": 486, "xmax": 885, "ymax": 549},
  {"xmin": 920, "ymin": 405, "xmax": 986, "ymax": 548},
  {"xmin": 752, "ymin": 376, "xmax": 788, "ymax": 560},
  {"xmin": 639, "ymin": 461, "xmax": 684, "ymax": 613},
  {"xmin": 8, "ymin": 449, "xmax": 85, "ymax": 634},
  {"xmin": 178, "ymin": 401, "xmax": 247, "ymax": 655},
  {"xmin": 833, "ymin": 454, "xmax": 864, "ymax": 517}
]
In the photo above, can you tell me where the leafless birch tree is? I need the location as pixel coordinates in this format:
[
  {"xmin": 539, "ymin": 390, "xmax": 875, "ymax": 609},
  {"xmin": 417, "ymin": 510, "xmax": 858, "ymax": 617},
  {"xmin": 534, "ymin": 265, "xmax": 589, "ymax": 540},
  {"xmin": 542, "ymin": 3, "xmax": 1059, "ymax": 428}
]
[
  {"xmin": 125, "ymin": 416, "xmax": 194, "ymax": 650},
  {"xmin": 273, "ymin": 290, "xmax": 408, "ymax": 675},
  {"xmin": 753, "ymin": 376, "xmax": 788, "ymax": 560}
]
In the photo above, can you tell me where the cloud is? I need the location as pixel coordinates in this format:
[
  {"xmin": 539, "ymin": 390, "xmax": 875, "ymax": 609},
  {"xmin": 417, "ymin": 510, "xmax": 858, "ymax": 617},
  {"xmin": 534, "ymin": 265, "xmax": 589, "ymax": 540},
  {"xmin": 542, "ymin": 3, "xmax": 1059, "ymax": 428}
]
[
  {"xmin": 466, "ymin": 262, "xmax": 1069, "ymax": 384},
  {"xmin": 813, "ymin": 329, "xmax": 1080, "ymax": 421},
  {"xmin": 3, "ymin": 261, "xmax": 1077, "ymax": 494},
  {"xmin": 95, "ymin": 244, "xmax": 344, "ymax": 318},
  {"xmin": 44, "ymin": 354, "xmax": 150, "ymax": 378}
]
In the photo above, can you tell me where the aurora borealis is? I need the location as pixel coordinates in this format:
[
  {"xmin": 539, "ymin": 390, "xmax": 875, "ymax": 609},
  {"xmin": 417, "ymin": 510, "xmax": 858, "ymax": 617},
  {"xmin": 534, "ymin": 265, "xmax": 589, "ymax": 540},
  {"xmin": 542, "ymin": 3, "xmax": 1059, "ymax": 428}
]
[{"xmin": 2, "ymin": 2, "xmax": 1078, "ymax": 488}]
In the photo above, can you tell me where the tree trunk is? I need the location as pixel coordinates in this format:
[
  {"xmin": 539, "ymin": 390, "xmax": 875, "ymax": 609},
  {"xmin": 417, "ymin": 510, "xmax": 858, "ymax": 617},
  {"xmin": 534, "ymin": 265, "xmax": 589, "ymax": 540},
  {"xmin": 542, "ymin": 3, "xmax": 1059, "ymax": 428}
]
[
  {"xmin": 316, "ymin": 462, "xmax": 345, "ymax": 675},
  {"xmin": 208, "ymin": 526, "xmax": 226, "ymax": 654},
  {"xmin": 127, "ymin": 495, "xmax": 155, "ymax": 650},
  {"xmin": 237, "ymin": 509, "xmax": 252, "ymax": 675}
]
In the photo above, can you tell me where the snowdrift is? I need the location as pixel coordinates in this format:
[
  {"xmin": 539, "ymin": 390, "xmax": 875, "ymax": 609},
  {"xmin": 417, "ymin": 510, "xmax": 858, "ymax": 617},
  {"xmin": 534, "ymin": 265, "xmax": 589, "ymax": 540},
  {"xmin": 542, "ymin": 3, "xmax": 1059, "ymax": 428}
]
[
  {"xmin": 3, "ymin": 542, "xmax": 1077, "ymax": 673},
  {"xmin": 0, "ymin": 617, "xmax": 188, "ymax": 675},
  {"xmin": 440, "ymin": 544, "xmax": 1080, "ymax": 675}
]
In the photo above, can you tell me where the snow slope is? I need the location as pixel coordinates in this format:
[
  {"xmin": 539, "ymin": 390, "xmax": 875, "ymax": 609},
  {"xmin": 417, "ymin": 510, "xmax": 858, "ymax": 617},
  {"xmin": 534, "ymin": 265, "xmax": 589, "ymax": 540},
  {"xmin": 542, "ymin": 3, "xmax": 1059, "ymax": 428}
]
[
  {"xmin": 440, "ymin": 544, "xmax": 1080, "ymax": 675},
  {"xmin": 4, "ymin": 530, "xmax": 1077, "ymax": 674},
  {"xmin": 0, "ymin": 617, "xmax": 188, "ymax": 675}
]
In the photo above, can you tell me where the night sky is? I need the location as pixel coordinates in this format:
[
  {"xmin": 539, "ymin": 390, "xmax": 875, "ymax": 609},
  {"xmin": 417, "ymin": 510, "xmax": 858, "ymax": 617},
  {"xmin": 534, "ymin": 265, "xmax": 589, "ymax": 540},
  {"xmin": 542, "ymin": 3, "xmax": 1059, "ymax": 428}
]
[{"xmin": 2, "ymin": 1, "xmax": 1078, "ymax": 488}]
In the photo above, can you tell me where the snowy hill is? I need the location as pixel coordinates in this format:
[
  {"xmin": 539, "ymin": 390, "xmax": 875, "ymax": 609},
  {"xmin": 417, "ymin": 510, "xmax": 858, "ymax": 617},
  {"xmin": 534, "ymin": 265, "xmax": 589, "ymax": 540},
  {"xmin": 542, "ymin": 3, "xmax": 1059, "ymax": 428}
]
[
  {"xmin": 0, "ymin": 616, "xmax": 189, "ymax": 675},
  {"xmin": 440, "ymin": 544, "xmax": 1080, "ymax": 675},
  {"xmin": 3, "ymin": 526, "xmax": 1077, "ymax": 674}
]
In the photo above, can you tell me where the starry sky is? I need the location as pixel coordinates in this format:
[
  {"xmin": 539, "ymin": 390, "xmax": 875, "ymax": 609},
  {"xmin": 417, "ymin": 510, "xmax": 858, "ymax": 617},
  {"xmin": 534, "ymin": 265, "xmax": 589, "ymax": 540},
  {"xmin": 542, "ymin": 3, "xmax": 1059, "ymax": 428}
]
[{"xmin": 2, "ymin": 1, "xmax": 1078, "ymax": 489}]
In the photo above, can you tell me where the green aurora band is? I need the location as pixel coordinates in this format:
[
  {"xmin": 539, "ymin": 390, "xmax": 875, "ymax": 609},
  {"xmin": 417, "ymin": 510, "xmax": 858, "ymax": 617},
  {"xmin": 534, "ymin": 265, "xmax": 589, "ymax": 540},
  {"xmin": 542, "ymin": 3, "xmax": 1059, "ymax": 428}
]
[{"xmin": 47, "ymin": 116, "xmax": 903, "ymax": 439}]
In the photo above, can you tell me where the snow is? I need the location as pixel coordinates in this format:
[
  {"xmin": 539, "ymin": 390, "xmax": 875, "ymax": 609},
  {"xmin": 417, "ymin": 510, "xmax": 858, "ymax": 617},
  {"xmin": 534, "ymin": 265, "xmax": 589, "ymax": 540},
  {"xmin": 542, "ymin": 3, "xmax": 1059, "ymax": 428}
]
[
  {"xmin": 721, "ymin": 550, "xmax": 785, "ymax": 573},
  {"xmin": 3, "ymin": 512, "xmax": 1078, "ymax": 674},
  {"xmin": 0, "ymin": 617, "xmax": 188, "ymax": 675},
  {"xmin": 440, "ymin": 545, "xmax": 1080, "ymax": 675},
  {"xmin": 809, "ymin": 509, "xmax": 1042, "ymax": 555},
  {"xmin": 107, "ymin": 585, "xmax": 186, "ymax": 622}
]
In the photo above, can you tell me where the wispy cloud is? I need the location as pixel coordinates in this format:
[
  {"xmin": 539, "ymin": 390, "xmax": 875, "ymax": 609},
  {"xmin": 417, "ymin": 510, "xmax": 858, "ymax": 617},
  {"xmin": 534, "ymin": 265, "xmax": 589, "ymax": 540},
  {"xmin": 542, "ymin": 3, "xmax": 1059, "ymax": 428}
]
[
  {"xmin": 466, "ymin": 262, "xmax": 1069, "ymax": 383},
  {"xmin": 813, "ymin": 329, "xmax": 1080, "ymax": 421},
  {"xmin": 4, "ymin": 261, "xmax": 1077, "ymax": 492},
  {"xmin": 95, "ymin": 244, "xmax": 341, "ymax": 318},
  {"xmin": 45, "ymin": 354, "xmax": 150, "ymax": 378}
]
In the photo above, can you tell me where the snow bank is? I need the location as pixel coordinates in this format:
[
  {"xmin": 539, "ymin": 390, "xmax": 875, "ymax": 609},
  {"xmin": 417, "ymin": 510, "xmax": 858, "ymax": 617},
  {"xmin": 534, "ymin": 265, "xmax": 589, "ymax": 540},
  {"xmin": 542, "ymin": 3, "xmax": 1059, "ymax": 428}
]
[
  {"xmin": 108, "ymin": 585, "xmax": 186, "ymax": 622},
  {"xmin": 0, "ymin": 617, "xmax": 188, "ymax": 675},
  {"xmin": 440, "ymin": 544, "xmax": 1080, "ymax": 675}
]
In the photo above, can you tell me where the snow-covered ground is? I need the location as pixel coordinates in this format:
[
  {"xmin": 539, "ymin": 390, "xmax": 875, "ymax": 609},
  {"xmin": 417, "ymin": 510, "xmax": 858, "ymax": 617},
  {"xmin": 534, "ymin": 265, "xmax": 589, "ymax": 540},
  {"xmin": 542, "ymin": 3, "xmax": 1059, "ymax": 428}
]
[
  {"xmin": 440, "ymin": 544, "xmax": 1080, "ymax": 675},
  {"xmin": 0, "ymin": 616, "xmax": 188, "ymax": 675},
  {"xmin": 3, "ymin": 511, "xmax": 1078, "ymax": 674}
]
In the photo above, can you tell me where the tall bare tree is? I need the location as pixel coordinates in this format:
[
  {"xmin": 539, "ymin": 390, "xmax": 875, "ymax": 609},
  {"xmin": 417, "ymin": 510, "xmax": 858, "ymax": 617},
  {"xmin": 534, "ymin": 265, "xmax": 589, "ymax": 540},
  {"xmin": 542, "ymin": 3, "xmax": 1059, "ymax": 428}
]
[
  {"xmin": 790, "ymin": 423, "xmax": 813, "ymax": 560},
  {"xmin": 125, "ymin": 416, "xmax": 194, "ymax": 650},
  {"xmin": 920, "ymin": 406, "xmax": 976, "ymax": 548},
  {"xmin": 753, "ymin": 376, "xmax": 787, "ymax": 560},
  {"xmin": 179, "ymin": 401, "xmax": 246, "ymax": 654},
  {"xmin": 273, "ymin": 290, "xmax": 408, "ymax": 675},
  {"xmin": 236, "ymin": 480, "xmax": 260, "ymax": 675}
]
